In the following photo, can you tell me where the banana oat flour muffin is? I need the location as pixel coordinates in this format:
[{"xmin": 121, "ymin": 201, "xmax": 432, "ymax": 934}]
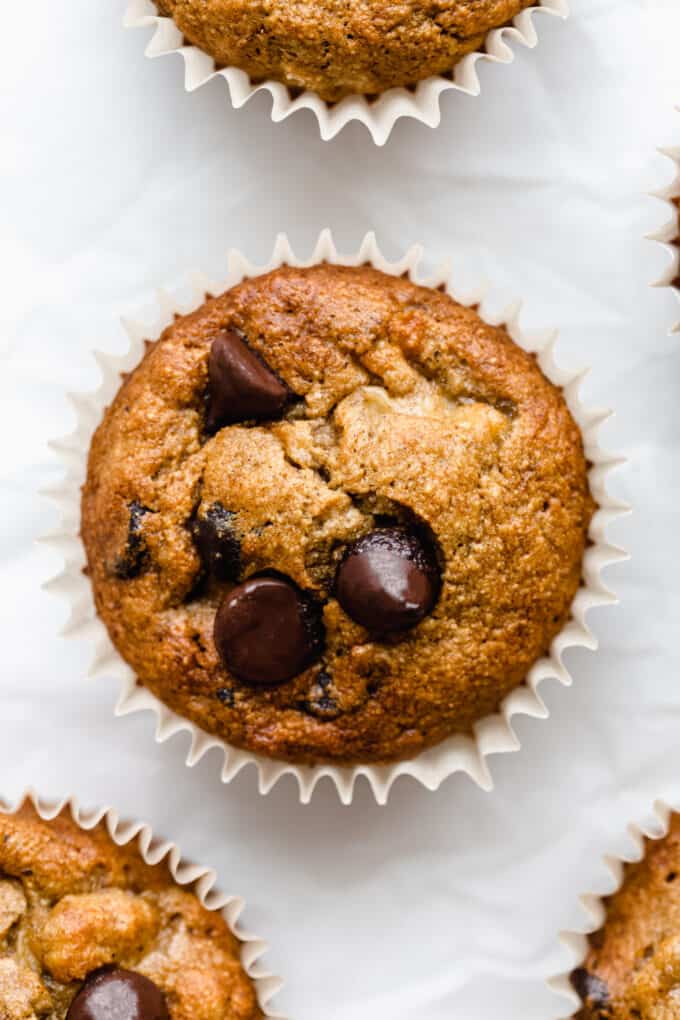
[
  {"xmin": 571, "ymin": 813, "xmax": 680, "ymax": 1020},
  {"xmin": 82, "ymin": 263, "xmax": 594, "ymax": 766},
  {"xmin": 155, "ymin": 0, "xmax": 537, "ymax": 102},
  {"xmin": 0, "ymin": 801, "xmax": 260, "ymax": 1019}
]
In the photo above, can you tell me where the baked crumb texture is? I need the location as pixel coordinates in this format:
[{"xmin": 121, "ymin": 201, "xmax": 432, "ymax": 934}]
[
  {"xmin": 572, "ymin": 814, "xmax": 680, "ymax": 1020},
  {"xmin": 155, "ymin": 0, "xmax": 535, "ymax": 102},
  {"xmin": 0, "ymin": 803, "xmax": 260, "ymax": 1020},
  {"xmin": 82, "ymin": 264, "xmax": 594, "ymax": 766}
]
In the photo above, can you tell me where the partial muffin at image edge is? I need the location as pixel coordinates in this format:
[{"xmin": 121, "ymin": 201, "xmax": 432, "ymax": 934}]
[
  {"xmin": 153, "ymin": 0, "xmax": 536, "ymax": 102},
  {"xmin": 0, "ymin": 800, "xmax": 261, "ymax": 1020},
  {"xmin": 570, "ymin": 813, "xmax": 680, "ymax": 1020},
  {"xmin": 81, "ymin": 262, "xmax": 594, "ymax": 767}
]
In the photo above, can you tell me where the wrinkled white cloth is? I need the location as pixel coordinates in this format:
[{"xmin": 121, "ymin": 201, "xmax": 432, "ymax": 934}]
[{"xmin": 1, "ymin": 1, "xmax": 680, "ymax": 1018}]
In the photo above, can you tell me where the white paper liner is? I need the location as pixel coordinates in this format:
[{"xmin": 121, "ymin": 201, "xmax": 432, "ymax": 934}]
[
  {"xmin": 0, "ymin": 789, "xmax": 284, "ymax": 1017},
  {"xmin": 123, "ymin": 0, "xmax": 569, "ymax": 145},
  {"xmin": 549, "ymin": 799, "xmax": 677, "ymax": 1017},
  {"xmin": 649, "ymin": 118, "xmax": 680, "ymax": 334},
  {"xmin": 43, "ymin": 229, "xmax": 627, "ymax": 804}
]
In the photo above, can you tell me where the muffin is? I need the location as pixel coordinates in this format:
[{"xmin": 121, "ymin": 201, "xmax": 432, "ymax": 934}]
[
  {"xmin": 154, "ymin": 0, "xmax": 536, "ymax": 102},
  {"xmin": 0, "ymin": 801, "xmax": 260, "ymax": 1019},
  {"xmin": 570, "ymin": 814, "xmax": 680, "ymax": 1020},
  {"xmin": 675, "ymin": 196, "xmax": 680, "ymax": 291},
  {"xmin": 81, "ymin": 263, "xmax": 594, "ymax": 766}
]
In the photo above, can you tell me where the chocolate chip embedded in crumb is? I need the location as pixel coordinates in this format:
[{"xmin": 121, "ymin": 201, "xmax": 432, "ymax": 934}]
[
  {"xmin": 317, "ymin": 670, "xmax": 332, "ymax": 689},
  {"xmin": 191, "ymin": 503, "xmax": 241, "ymax": 582},
  {"xmin": 67, "ymin": 967, "xmax": 169, "ymax": 1020},
  {"xmin": 112, "ymin": 502, "xmax": 152, "ymax": 580},
  {"xmin": 570, "ymin": 968, "xmax": 611, "ymax": 1014},
  {"xmin": 214, "ymin": 573, "xmax": 324, "ymax": 687},
  {"xmin": 335, "ymin": 527, "xmax": 441, "ymax": 634},
  {"xmin": 215, "ymin": 687, "xmax": 235, "ymax": 706},
  {"xmin": 300, "ymin": 669, "xmax": 341, "ymax": 720},
  {"xmin": 206, "ymin": 329, "xmax": 288, "ymax": 432}
]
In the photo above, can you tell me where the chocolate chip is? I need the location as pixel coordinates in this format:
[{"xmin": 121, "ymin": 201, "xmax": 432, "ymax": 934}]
[
  {"xmin": 206, "ymin": 329, "xmax": 288, "ymax": 432},
  {"xmin": 113, "ymin": 502, "xmax": 152, "ymax": 580},
  {"xmin": 570, "ymin": 968, "xmax": 610, "ymax": 1012},
  {"xmin": 216, "ymin": 686, "xmax": 235, "ymax": 706},
  {"xmin": 335, "ymin": 527, "xmax": 441, "ymax": 633},
  {"xmin": 67, "ymin": 967, "xmax": 169, "ymax": 1020},
  {"xmin": 299, "ymin": 669, "xmax": 341, "ymax": 719},
  {"xmin": 317, "ymin": 669, "xmax": 332, "ymax": 689},
  {"xmin": 214, "ymin": 573, "xmax": 324, "ymax": 687},
  {"xmin": 297, "ymin": 697, "xmax": 339, "ymax": 719},
  {"xmin": 297, "ymin": 696, "xmax": 338, "ymax": 718},
  {"xmin": 191, "ymin": 503, "xmax": 241, "ymax": 581},
  {"xmin": 312, "ymin": 670, "xmax": 336, "ymax": 712}
]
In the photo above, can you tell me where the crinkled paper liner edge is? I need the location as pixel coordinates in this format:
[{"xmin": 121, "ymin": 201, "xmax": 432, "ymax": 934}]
[
  {"xmin": 649, "ymin": 114, "xmax": 680, "ymax": 334},
  {"xmin": 0, "ymin": 789, "xmax": 285, "ymax": 1017},
  {"xmin": 43, "ymin": 229, "xmax": 627, "ymax": 805},
  {"xmin": 123, "ymin": 0, "xmax": 569, "ymax": 145},
  {"xmin": 549, "ymin": 799, "xmax": 676, "ymax": 1017}
]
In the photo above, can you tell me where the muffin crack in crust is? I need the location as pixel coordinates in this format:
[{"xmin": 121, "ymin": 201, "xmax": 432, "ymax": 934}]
[
  {"xmin": 154, "ymin": 0, "xmax": 537, "ymax": 102},
  {"xmin": 0, "ymin": 804, "xmax": 260, "ymax": 1020},
  {"xmin": 82, "ymin": 264, "xmax": 594, "ymax": 765}
]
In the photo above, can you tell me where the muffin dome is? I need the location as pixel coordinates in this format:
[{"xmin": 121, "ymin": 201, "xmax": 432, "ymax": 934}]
[
  {"xmin": 0, "ymin": 803, "xmax": 260, "ymax": 1020},
  {"xmin": 155, "ymin": 0, "xmax": 536, "ymax": 102},
  {"xmin": 82, "ymin": 263, "xmax": 594, "ymax": 766}
]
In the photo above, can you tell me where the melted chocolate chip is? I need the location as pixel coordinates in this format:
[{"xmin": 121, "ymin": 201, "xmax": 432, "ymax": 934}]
[
  {"xmin": 214, "ymin": 573, "xmax": 324, "ymax": 687},
  {"xmin": 206, "ymin": 329, "xmax": 288, "ymax": 432},
  {"xmin": 570, "ymin": 968, "xmax": 610, "ymax": 1013},
  {"xmin": 191, "ymin": 503, "xmax": 241, "ymax": 581},
  {"xmin": 67, "ymin": 967, "xmax": 169, "ymax": 1020},
  {"xmin": 335, "ymin": 527, "xmax": 440, "ymax": 634},
  {"xmin": 113, "ymin": 502, "xmax": 152, "ymax": 580}
]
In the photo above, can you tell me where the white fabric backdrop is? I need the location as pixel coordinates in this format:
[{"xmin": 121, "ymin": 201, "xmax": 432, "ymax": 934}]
[{"xmin": 2, "ymin": 1, "xmax": 680, "ymax": 1017}]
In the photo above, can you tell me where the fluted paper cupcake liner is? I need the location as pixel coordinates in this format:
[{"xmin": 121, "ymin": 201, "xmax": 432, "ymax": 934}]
[
  {"xmin": 650, "ymin": 121, "xmax": 680, "ymax": 334},
  {"xmin": 0, "ymin": 789, "xmax": 284, "ymax": 1017},
  {"xmin": 549, "ymin": 799, "xmax": 675, "ymax": 1018},
  {"xmin": 123, "ymin": 0, "xmax": 568, "ymax": 145},
  {"xmin": 43, "ymin": 229, "xmax": 627, "ymax": 804}
]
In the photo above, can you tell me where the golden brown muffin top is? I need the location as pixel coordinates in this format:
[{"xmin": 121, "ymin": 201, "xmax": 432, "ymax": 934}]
[
  {"xmin": 81, "ymin": 264, "xmax": 593, "ymax": 766},
  {"xmin": 0, "ymin": 802, "xmax": 260, "ymax": 1019},
  {"xmin": 155, "ymin": 0, "xmax": 535, "ymax": 101},
  {"xmin": 572, "ymin": 814, "xmax": 680, "ymax": 1020}
]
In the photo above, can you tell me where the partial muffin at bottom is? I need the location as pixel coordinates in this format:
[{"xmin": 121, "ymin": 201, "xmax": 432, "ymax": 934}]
[
  {"xmin": 0, "ymin": 802, "xmax": 260, "ymax": 1019},
  {"xmin": 82, "ymin": 263, "xmax": 594, "ymax": 766},
  {"xmin": 571, "ymin": 813, "xmax": 680, "ymax": 1020}
]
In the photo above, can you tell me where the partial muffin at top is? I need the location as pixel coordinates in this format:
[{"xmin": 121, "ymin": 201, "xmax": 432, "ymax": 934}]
[
  {"xmin": 155, "ymin": 0, "xmax": 536, "ymax": 102},
  {"xmin": 0, "ymin": 802, "xmax": 260, "ymax": 1020},
  {"xmin": 82, "ymin": 263, "xmax": 594, "ymax": 766},
  {"xmin": 571, "ymin": 814, "xmax": 680, "ymax": 1020}
]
